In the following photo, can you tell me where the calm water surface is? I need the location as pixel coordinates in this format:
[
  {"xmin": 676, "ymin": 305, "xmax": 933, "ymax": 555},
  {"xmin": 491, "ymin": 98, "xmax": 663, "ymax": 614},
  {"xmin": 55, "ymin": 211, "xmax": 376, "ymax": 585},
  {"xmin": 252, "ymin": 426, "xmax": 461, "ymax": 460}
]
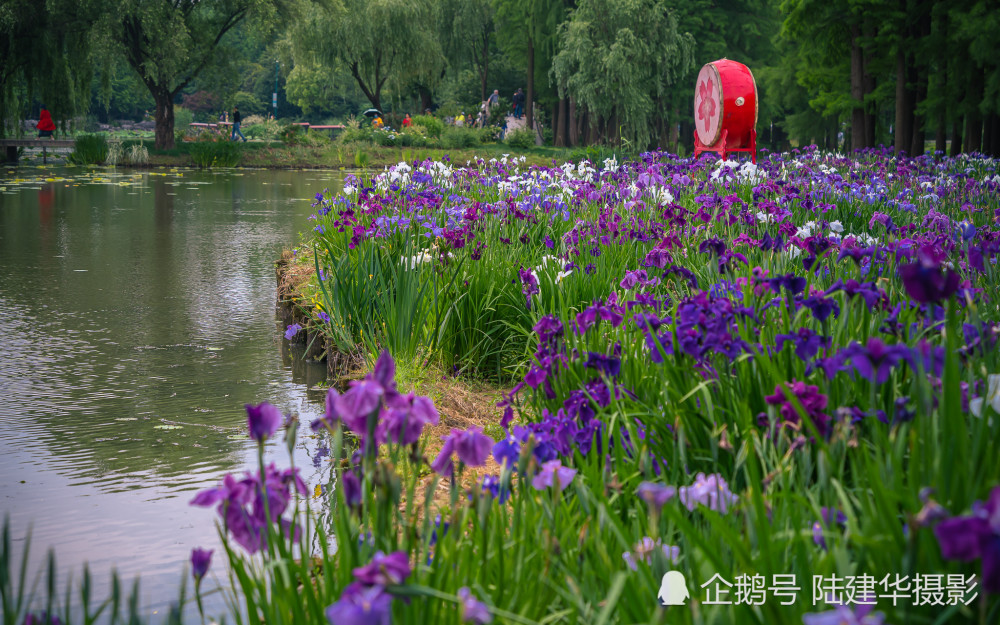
[{"xmin": 0, "ymin": 167, "xmax": 341, "ymax": 616}]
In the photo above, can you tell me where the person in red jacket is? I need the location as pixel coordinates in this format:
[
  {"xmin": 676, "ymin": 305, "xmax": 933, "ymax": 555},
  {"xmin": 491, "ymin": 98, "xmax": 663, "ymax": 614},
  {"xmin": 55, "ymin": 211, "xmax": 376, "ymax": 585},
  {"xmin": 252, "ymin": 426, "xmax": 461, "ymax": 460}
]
[{"xmin": 36, "ymin": 106, "xmax": 56, "ymax": 138}]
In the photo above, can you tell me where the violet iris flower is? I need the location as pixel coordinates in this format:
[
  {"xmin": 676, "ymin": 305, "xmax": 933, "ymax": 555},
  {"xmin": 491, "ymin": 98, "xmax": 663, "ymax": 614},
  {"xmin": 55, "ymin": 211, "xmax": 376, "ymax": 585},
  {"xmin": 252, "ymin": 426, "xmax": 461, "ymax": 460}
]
[
  {"xmin": 898, "ymin": 245, "xmax": 960, "ymax": 304},
  {"xmin": 190, "ymin": 547, "xmax": 213, "ymax": 581},
  {"xmin": 326, "ymin": 584, "xmax": 393, "ymax": 625},
  {"xmin": 637, "ymin": 482, "xmax": 677, "ymax": 510},
  {"xmin": 246, "ymin": 402, "xmax": 282, "ymax": 442},
  {"xmin": 531, "ymin": 459, "xmax": 577, "ymax": 491},
  {"xmin": 352, "ymin": 550, "xmax": 411, "ymax": 586},
  {"xmin": 934, "ymin": 486, "xmax": 1000, "ymax": 593},
  {"xmin": 432, "ymin": 427, "xmax": 494, "ymax": 476},
  {"xmin": 458, "ymin": 587, "xmax": 492, "ymax": 624},
  {"xmin": 284, "ymin": 323, "xmax": 301, "ymax": 340},
  {"xmin": 838, "ymin": 338, "xmax": 913, "ymax": 384}
]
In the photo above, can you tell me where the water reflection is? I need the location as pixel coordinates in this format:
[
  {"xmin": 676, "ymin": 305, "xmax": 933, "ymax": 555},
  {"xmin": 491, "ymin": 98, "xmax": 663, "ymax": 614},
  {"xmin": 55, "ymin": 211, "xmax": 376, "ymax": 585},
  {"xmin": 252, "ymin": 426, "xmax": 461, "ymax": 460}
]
[{"xmin": 0, "ymin": 168, "xmax": 340, "ymax": 614}]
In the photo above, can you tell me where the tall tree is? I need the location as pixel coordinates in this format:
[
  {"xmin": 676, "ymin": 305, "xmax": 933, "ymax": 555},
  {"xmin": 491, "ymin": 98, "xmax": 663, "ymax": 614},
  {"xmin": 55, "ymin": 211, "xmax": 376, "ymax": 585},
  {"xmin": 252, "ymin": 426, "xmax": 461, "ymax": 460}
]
[
  {"xmin": 295, "ymin": 0, "xmax": 443, "ymax": 115},
  {"xmin": 552, "ymin": 0, "xmax": 694, "ymax": 149},
  {"xmin": 1, "ymin": 0, "xmax": 96, "ymax": 135},
  {"xmin": 99, "ymin": 0, "xmax": 295, "ymax": 149}
]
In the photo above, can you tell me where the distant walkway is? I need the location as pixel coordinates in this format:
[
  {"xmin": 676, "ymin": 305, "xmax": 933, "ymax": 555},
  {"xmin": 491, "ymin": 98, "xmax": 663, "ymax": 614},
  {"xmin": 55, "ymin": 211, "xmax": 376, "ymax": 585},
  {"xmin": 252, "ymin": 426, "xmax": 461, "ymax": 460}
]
[{"xmin": 504, "ymin": 112, "xmax": 542, "ymax": 145}]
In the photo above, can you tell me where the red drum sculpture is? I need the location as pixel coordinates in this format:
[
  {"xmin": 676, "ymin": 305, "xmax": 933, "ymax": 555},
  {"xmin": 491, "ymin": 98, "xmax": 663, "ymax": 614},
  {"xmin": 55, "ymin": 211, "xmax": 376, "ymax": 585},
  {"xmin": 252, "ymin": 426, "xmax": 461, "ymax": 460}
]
[{"xmin": 693, "ymin": 59, "xmax": 758, "ymax": 163}]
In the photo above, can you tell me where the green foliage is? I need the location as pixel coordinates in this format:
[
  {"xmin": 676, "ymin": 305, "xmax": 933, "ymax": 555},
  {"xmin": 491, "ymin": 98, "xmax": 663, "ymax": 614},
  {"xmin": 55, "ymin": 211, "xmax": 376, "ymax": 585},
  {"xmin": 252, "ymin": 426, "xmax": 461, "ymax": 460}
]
[
  {"xmin": 96, "ymin": 0, "xmax": 297, "ymax": 149},
  {"xmin": 189, "ymin": 140, "xmax": 243, "ymax": 167},
  {"xmin": 551, "ymin": 0, "xmax": 695, "ymax": 149},
  {"xmin": 0, "ymin": 0, "xmax": 96, "ymax": 136},
  {"xmin": 69, "ymin": 134, "xmax": 109, "ymax": 164},
  {"xmin": 290, "ymin": 0, "xmax": 444, "ymax": 113},
  {"xmin": 411, "ymin": 114, "xmax": 443, "ymax": 138},
  {"xmin": 441, "ymin": 127, "xmax": 480, "ymax": 149},
  {"xmin": 173, "ymin": 107, "xmax": 195, "ymax": 129},
  {"xmin": 505, "ymin": 127, "xmax": 535, "ymax": 149}
]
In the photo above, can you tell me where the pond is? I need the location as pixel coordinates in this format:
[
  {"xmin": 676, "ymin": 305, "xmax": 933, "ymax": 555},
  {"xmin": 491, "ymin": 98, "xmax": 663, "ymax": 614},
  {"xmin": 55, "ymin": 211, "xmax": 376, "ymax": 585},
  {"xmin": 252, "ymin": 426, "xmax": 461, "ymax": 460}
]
[{"xmin": 0, "ymin": 167, "xmax": 342, "ymax": 616}]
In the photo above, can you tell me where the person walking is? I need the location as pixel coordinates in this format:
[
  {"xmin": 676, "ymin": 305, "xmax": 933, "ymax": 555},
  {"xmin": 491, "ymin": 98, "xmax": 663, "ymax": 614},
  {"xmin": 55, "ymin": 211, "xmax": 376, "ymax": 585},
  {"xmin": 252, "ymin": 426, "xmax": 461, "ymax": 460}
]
[
  {"xmin": 35, "ymin": 106, "xmax": 56, "ymax": 138},
  {"xmin": 231, "ymin": 106, "xmax": 247, "ymax": 142},
  {"xmin": 513, "ymin": 88, "xmax": 525, "ymax": 120},
  {"xmin": 488, "ymin": 89, "xmax": 499, "ymax": 109}
]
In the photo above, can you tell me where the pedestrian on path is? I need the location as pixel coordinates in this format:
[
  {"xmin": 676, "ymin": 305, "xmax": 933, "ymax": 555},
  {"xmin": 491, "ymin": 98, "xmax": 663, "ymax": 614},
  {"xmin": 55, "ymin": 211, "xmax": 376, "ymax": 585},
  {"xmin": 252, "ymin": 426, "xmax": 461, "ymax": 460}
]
[
  {"xmin": 36, "ymin": 106, "xmax": 56, "ymax": 138},
  {"xmin": 231, "ymin": 106, "xmax": 247, "ymax": 142},
  {"xmin": 513, "ymin": 88, "xmax": 524, "ymax": 119}
]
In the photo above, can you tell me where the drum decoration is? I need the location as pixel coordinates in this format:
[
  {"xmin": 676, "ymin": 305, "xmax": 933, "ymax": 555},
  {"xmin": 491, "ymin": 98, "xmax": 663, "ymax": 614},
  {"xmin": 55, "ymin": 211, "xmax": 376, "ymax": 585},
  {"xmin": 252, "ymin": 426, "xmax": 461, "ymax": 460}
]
[{"xmin": 693, "ymin": 59, "xmax": 758, "ymax": 163}]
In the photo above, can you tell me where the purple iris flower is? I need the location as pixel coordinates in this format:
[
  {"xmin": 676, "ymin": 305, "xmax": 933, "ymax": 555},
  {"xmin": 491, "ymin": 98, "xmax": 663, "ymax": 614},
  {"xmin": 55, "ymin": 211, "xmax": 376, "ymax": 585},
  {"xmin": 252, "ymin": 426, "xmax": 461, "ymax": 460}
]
[
  {"xmin": 837, "ymin": 338, "xmax": 913, "ymax": 384},
  {"xmin": 824, "ymin": 279, "xmax": 883, "ymax": 311},
  {"xmin": 637, "ymin": 482, "xmax": 677, "ymax": 510},
  {"xmin": 678, "ymin": 473, "xmax": 739, "ymax": 513},
  {"xmin": 22, "ymin": 614, "xmax": 63, "ymax": 625},
  {"xmin": 377, "ymin": 393, "xmax": 439, "ymax": 445},
  {"xmin": 284, "ymin": 323, "xmax": 302, "ymax": 340},
  {"xmin": 531, "ymin": 459, "xmax": 577, "ymax": 491},
  {"xmin": 492, "ymin": 435, "xmax": 520, "ymax": 469},
  {"xmin": 812, "ymin": 507, "xmax": 847, "ymax": 550},
  {"xmin": 802, "ymin": 295, "xmax": 840, "ymax": 322},
  {"xmin": 477, "ymin": 475, "xmax": 510, "ymax": 504},
  {"xmin": 190, "ymin": 547, "xmax": 213, "ymax": 581},
  {"xmin": 325, "ymin": 583, "xmax": 392, "ymax": 625},
  {"xmin": 764, "ymin": 380, "xmax": 831, "ymax": 436},
  {"xmin": 341, "ymin": 469, "xmax": 362, "ymax": 509},
  {"xmin": 775, "ymin": 328, "xmax": 831, "ymax": 362},
  {"xmin": 584, "ymin": 352, "xmax": 621, "ymax": 377},
  {"xmin": 458, "ymin": 587, "xmax": 492, "ymax": 624},
  {"xmin": 802, "ymin": 601, "xmax": 885, "ymax": 625},
  {"xmin": 246, "ymin": 402, "xmax": 282, "ymax": 442},
  {"xmin": 432, "ymin": 427, "xmax": 494, "ymax": 476},
  {"xmin": 352, "ymin": 550, "xmax": 411, "ymax": 586},
  {"xmin": 934, "ymin": 486, "xmax": 1000, "ymax": 593},
  {"xmin": 898, "ymin": 245, "xmax": 960, "ymax": 304},
  {"xmin": 767, "ymin": 273, "xmax": 807, "ymax": 297}
]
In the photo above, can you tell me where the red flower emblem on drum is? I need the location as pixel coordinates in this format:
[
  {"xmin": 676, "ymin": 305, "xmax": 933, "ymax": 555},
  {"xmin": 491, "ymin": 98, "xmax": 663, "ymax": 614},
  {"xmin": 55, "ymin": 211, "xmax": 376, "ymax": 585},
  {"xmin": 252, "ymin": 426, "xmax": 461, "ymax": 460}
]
[{"xmin": 697, "ymin": 79, "xmax": 716, "ymax": 132}]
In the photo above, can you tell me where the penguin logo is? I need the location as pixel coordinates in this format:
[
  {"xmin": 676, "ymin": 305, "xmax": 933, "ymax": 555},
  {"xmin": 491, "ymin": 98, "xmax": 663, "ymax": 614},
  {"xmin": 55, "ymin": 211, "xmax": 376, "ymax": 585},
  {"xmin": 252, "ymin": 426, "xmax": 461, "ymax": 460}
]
[{"xmin": 658, "ymin": 570, "xmax": 690, "ymax": 606}]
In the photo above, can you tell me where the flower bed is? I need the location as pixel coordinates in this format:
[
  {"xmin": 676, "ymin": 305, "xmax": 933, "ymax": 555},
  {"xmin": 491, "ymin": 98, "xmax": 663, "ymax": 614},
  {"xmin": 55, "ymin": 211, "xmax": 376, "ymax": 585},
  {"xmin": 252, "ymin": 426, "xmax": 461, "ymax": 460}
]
[
  {"xmin": 13, "ymin": 147, "xmax": 998, "ymax": 624},
  {"xmin": 250, "ymin": 147, "xmax": 1000, "ymax": 623}
]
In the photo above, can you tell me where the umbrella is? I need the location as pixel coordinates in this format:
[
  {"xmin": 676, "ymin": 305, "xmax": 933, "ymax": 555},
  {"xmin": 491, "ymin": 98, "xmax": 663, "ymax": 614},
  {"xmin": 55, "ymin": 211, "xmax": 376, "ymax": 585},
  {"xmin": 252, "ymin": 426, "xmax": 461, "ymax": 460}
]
[{"xmin": 362, "ymin": 109, "xmax": 381, "ymax": 118}]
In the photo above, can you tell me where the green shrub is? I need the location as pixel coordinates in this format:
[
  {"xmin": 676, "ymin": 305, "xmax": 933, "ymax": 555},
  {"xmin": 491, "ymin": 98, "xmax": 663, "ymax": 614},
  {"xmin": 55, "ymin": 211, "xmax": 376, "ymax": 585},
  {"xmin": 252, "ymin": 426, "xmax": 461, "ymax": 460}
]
[
  {"xmin": 281, "ymin": 123, "xmax": 305, "ymax": 145},
  {"xmin": 189, "ymin": 140, "xmax": 242, "ymax": 168},
  {"xmin": 243, "ymin": 116, "xmax": 280, "ymax": 140},
  {"xmin": 173, "ymin": 106, "xmax": 195, "ymax": 129},
  {"xmin": 479, "ymin": 126, "xmax": 503, "ymax": 143},
  {"xmin": 373, "ymin": 129, "xmax": 399, "ymax": 147},
  {"xmin": 441, "ymin": 127, "xmax": 479, "ymax": 149},
  {"xmin": 411, "ymin": 114, "xmax": 443, "ymax": 138},
  {"xmin": 395, "ymin": 128, "xmax": 429, "ymax": 147},
  {"xmin": 69, "ymin": 133, "xmax": 109, "ymax": 164},
  {"xmin": 505, "ymin": 128, "xmax": 535, "ymax": 150}
]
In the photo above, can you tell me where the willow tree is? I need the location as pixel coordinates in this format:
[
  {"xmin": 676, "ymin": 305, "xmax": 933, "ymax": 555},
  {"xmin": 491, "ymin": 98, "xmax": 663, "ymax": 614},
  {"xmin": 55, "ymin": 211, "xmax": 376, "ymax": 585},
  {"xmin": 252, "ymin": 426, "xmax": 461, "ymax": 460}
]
[
  {"xmin": 552, "ymin": 0, "xmax": 694, "ymax": 148},
  {"xmin": 0, "ymin": 0, "xmax": 96, "ymax": 135},
  {"xmin": 293, "ymin": 0, "xmax": 443, "ymax": 115},
  {"xmin": 98, "ymin": 0, "xmax": 297, "ymax": 149}
]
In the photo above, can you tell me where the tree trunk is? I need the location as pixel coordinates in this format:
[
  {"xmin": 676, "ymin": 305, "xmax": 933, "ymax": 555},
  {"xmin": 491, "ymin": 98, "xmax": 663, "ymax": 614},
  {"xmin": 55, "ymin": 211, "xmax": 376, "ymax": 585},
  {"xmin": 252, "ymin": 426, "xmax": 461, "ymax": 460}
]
[
  {"xmin": 418, "ymin": 85, "xmax": 433, "ymax": 113},
  {"xmin": 850, "ymin": 24, "xmax": 866, "ymax": 151},
  {"xmin": 983, "ymin": 113, "xmax": 995, "ymax": 156},
  {"xmin": 990, "ymin": 113, "xmax": 1000, "ymax": 156},
  {"xmin": 568, "ymin": 98, "xmax": 579, "ymax": 147},
  {"xmin": 668, "ymin": 105, "xmax": 679, "ymax": 153},
  {"xmin": 963, "ymin": 68, "xmax": 983, "ymax": 153},
  {"xmin": 894, "ymin": 48, "xmax": 912, "ymax": 155},
  {"xmin": 154, "ymin": 92, "xmax": 175, "ymax": 150},
  {"xmin": 477, "ymin": 31, "xmax": 490, "ymax": 103},
  {"xmin": 910, "ymin": 74, "xmax": 927, "ymax": 156},
  {"xmin": 526, "ymin": 36, "xmax": 534, "ymax": 130},
  {"xmin": 950, "ymin": 118, "xmax": 963, "ymax": 156},
  {"xmin": 555, "ymin": 98, "xmax": 567, "ymax": 147}
]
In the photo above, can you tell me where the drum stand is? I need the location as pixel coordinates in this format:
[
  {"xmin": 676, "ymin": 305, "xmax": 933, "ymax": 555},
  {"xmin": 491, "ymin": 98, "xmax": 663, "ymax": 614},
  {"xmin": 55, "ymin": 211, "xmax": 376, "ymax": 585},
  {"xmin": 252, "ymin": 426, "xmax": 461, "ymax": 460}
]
[{"xmin": 693, "ymin": 128, "xmax": 757, "ymax": 164}]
